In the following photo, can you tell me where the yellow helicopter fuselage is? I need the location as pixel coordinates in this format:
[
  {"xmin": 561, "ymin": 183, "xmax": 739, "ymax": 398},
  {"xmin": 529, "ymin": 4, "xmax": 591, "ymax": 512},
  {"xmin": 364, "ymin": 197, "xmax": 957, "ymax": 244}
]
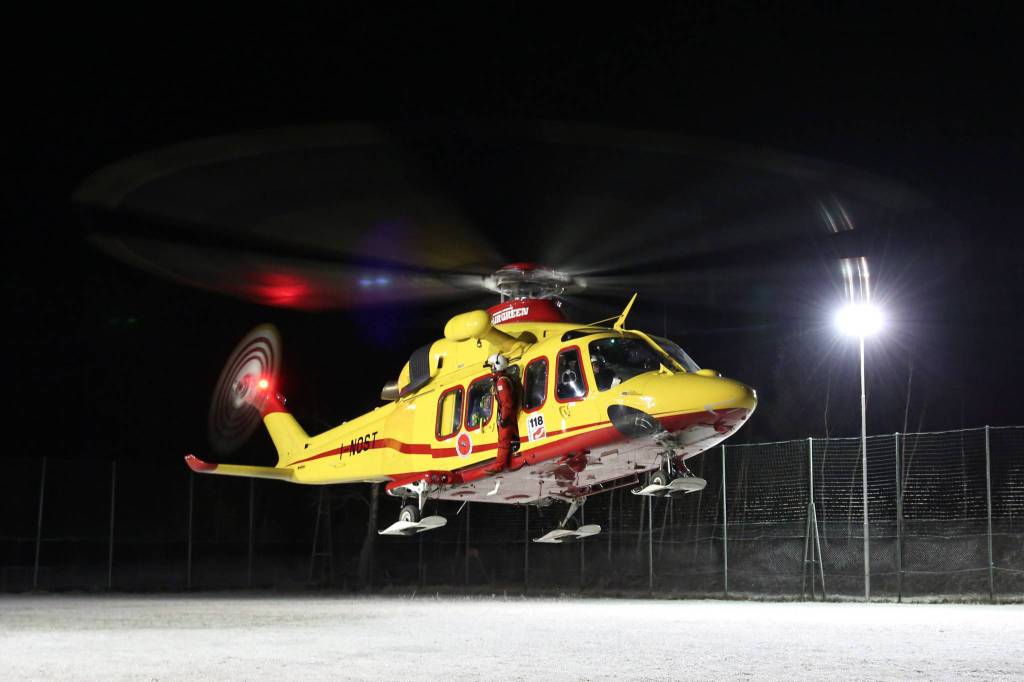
[{"xmin": 187, "ymin": 308, "xmax": 756, "ymax": 505}]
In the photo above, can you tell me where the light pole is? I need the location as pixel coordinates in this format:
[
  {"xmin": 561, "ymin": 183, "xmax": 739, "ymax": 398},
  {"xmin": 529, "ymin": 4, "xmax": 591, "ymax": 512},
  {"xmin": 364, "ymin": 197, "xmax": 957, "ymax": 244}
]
[{"xmin": 836, "ymin": 302, "xmax": 884, "ymax": 600}]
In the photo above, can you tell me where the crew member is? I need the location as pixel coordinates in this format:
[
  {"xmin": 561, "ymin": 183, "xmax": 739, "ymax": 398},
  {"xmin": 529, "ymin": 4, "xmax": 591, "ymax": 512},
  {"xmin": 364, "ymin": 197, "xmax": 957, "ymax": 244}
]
[{"xmin": 486, "ymin": 353, "xmax": 519, "ymax": 473}]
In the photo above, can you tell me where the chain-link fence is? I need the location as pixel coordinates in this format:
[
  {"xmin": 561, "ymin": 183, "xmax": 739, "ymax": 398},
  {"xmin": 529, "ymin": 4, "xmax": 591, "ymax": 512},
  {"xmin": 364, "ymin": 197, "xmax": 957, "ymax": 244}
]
[{"xmin": 2, "ymin": 426, "xmax": 1022, "ymax": 600}]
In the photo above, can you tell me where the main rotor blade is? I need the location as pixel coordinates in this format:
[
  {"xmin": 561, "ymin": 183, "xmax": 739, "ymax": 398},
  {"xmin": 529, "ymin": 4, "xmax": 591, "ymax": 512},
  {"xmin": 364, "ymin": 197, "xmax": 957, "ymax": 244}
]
[
  {"xmin": 74, "ymin": 121, "xmax": 945, "ymax": 314},
  {"xmin": 73, "ymin": 123, "xmax": 505, "ymax": 306},
  {"xmin": 91, "ymin": 232, "xmax": 483, "ymax": 310}
]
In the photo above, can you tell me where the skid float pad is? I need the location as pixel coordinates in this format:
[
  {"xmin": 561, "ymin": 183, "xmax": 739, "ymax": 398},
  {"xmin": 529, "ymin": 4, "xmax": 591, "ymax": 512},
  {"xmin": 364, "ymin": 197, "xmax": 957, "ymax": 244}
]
[
  {"xmin": 632, "ymin": 477, "xmax": 708, "ymax": 497},
  {"xmin": 378, "ymin": 515, "xmax": 447, "ymax": 536},
  {"xmin": 533, "ymin": 524, "xmax": 602, "ymax": 544}
]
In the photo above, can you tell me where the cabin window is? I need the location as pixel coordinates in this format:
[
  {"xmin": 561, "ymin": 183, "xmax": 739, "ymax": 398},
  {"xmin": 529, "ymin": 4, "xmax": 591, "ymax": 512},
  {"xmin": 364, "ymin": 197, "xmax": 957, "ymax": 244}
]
[
  {"xmin": 436, "ymin": 386, "xmax": 464, "ymax": 439},
  {"xmin": 589, "ymin": 337, "xmax": 665, "ymax": 391},
  {"xmin": 465, "ymin": 377, "xmax": 494, "ymax": 430},
  {"xmin": 555, "ymin": 347, "xmax": 588, "ymax": 401},
  {"xmin": 523, "ymin": 357, "xmax": 548, "ymax": 411}
]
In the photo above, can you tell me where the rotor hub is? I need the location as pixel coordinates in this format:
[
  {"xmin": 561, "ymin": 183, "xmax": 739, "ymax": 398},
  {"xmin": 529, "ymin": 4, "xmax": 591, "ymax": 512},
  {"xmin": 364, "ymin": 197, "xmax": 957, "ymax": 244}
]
[{"xmin": 484, "ymin": 263, "xmax": 578, "ymax": 302}]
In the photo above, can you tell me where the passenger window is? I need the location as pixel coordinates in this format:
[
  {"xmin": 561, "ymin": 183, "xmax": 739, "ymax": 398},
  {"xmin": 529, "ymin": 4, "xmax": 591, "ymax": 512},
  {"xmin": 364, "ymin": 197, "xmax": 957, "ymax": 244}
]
[
  {"xmin": 436, "ymin": 387, "xmax": 464, "ymax": 438},
  {"xmin": 556, "ymin": 347, "xmax": 588, "ymax": 401},
  {"xmin": 465, "ymin": 377, "xmax": 494, "ymax": 430},
  {"xmin": 523, "ymin": 358, "xmax": 548, "ymax": 411}
]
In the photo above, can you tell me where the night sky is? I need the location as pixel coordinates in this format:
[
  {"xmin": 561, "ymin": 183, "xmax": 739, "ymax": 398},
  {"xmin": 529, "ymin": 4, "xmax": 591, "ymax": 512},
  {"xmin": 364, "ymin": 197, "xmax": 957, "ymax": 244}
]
[{"xmin": 8, "ymin": 5, "xmax": 1023, "ymax": 470}]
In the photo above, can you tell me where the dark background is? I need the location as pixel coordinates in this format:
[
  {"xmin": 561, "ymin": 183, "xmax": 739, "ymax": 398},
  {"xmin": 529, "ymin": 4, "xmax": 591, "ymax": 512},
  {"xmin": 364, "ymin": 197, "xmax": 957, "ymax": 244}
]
[{"xmin": 6, "ymin": 4, "xmax": 1023, "ymax": 476}]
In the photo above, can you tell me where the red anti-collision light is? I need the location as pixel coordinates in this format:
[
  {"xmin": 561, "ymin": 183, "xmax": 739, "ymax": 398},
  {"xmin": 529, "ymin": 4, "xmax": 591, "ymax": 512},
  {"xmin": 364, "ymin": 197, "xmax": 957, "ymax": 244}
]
[
  {"xmin": 257, "ymin": 378, "xmax": 270, "ymax": 390},
  {"xmin": 498, "ymin": 262, "xmax": 541, "ymax": 272}
]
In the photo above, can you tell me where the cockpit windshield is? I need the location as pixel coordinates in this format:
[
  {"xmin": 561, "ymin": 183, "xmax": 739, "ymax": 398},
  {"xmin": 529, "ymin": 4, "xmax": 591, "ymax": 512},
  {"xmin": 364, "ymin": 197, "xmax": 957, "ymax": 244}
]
[
  {"xmin": 588, "ymin": 337, "xmax": 666, "ymax": 391},
  {"xmin": 652, "ymin": 336, "xmax": 700, "ymax": 373}
]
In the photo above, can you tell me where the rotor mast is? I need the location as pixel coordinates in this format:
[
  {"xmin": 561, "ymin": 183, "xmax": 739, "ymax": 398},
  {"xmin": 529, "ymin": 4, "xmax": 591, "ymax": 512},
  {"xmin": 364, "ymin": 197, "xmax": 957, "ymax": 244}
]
[{"xmin": 484, "ymin": 263, "xmax": 578, "ymax": 324}]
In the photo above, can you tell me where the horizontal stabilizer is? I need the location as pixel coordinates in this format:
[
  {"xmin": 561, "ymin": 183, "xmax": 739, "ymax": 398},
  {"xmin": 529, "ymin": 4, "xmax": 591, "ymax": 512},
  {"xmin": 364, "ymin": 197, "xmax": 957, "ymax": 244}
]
[{"xmin": 184, "ymin": 454, "xmax": 296, "ymax": 482}]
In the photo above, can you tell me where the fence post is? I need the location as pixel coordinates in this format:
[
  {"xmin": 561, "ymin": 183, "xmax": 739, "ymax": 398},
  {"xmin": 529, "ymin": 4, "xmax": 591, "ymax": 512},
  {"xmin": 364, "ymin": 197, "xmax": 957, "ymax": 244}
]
[
  {"xmin": 802, "ymin": 438, "xmax": 811, "ymax": 598},
  {"xmin": 187, "ymin": 472, "xmax": 194, "ymax": 589},
  {"xmin": 32, "ymin": 457, "xmax": 46, "ymax": 590},
  {"xmin": 523, "ymin": 505, "xmax": 529, "ymax": 592},
  {"xmin": 647, "ymin": 494, "xmax": 654, "ymax": 593},
  {"xmin": 247, "ymin": 478, "xmax": 255, "ymax": 587},
  {"xmin": 802, "ymin": 438, "xmax": 827, "ymax": 600},
  {"xmin": 607, "ymin": 489, "xmax": 614, "ymax": 562},
  {"xmin": 895, "ymin": 432, "xmax": 904, "ymax": 603},
  {"xmin": 418, "ymin": 525, "xmax": 425, "ymax": 588},
  {"xmin": 722, "ymin": 445, "xmax": 728, "ymax": 597},
  {"xmin": 985, "ymin": 425, "xmax": 995, "ymax": 602},
  {"xmin": 107, "ymin": 461, "xmax": 116, "ymax": 591},
  {"xmin": 464, "ymin": 502, "xmax": 471, "ymax": 586},
  {"xmin": 860, "ymin": 336, "xmax": 871, "ymax": 601},
  {"xmin": 581, "ymin": 505, "xmax": 586, "ymax": 590},
  {"xmin": 802, "ymin": 438, "xmax": 812, "ymax": 599}
]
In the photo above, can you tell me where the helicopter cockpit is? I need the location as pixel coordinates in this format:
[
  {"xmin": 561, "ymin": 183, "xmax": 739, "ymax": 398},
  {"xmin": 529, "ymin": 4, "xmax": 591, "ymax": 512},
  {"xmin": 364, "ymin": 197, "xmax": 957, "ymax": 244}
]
[
  {"xmin": 588, "ymin": 336, "xmax": 667, "ymax": 391},
  {"xmin": 551, "ymin": 327, "xmax": 702, "ymax": 395}
]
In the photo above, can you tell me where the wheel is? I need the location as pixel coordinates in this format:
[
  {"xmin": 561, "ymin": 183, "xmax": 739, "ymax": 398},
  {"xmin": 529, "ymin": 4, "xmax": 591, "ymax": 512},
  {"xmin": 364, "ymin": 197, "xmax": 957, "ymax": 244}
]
[
  {"xmin": 649, "ymin": 470, "xmax": 670, "ymax": 487},
  {"xmin": 398, "ymin": 504, "xmax": 421, "ymax": 524}
]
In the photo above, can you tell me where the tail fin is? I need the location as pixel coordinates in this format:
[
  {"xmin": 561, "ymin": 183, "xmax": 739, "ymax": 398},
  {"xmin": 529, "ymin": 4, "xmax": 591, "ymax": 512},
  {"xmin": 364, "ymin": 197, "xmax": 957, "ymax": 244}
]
[
  {"xmin": 261, "ymin": 394, "xmax": 309, "ymax": 466},
  {"xmin": 187, "ymin": 392, "xmax": 309, "ymax": 480}
]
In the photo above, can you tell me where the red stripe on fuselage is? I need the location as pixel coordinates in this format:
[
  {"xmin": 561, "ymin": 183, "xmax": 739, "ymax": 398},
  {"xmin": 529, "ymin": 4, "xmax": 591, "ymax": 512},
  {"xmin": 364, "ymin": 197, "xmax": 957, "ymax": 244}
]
[
  {"xmin": 287, "ymin": 437, "xmax": 499, "ymax": 467},
  {"xmin": 285, "ymin": 408, "xmax": 747, "ymax": 471},
  {"xmin": 286, "ymin": 418, "xmax": 609, "ymax": 468}
]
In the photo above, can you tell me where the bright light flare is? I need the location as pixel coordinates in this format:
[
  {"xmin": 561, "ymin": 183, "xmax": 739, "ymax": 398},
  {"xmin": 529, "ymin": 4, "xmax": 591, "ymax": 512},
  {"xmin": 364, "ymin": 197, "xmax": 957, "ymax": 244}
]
[
  {"xmin": 835, "ymin": 302, "xmax": 884, "ymax": 337},
  {"xmin": 257, "ymin": 378, "xmax": 270, "ymax": 390}
]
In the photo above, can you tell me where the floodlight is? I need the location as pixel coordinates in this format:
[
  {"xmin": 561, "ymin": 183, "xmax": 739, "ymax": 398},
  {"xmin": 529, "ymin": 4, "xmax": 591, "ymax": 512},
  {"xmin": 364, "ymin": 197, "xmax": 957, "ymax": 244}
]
[{"xmin": 835, "ymin": 302, "xmax": 884, "ymax": 337}]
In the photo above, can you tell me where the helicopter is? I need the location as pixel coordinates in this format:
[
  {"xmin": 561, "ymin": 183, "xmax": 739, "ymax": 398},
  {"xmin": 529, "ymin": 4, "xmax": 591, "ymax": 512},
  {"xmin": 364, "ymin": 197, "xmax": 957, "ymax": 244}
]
[
  {"xmin": 186, "ymin": 262, "xmax": 756, "ymax": 542},
  {"xmin": 71, "ymin": 123, "xmax": 910, "ymax": 542}
]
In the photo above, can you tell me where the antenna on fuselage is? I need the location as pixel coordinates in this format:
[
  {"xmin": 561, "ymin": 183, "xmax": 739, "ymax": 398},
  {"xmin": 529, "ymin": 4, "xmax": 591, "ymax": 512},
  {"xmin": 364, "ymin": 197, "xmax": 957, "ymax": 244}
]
[{"xmin": 612, "ymin": 293, "xmax": 638, "ymax": 332}]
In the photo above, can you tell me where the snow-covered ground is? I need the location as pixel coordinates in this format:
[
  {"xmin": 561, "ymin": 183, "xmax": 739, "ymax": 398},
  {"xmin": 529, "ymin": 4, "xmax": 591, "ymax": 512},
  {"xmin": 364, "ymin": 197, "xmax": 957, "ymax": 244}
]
[{"xmin": 1, "ymin": 595, "xmax": 1022, "ymax": 680}]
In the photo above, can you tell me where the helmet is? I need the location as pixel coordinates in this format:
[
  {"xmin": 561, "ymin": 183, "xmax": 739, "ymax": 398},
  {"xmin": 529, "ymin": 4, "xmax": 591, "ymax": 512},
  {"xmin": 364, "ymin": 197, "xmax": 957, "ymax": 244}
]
[{"xmin": 486, "ymin": 353, "xmax": 509, "ymax": 372}]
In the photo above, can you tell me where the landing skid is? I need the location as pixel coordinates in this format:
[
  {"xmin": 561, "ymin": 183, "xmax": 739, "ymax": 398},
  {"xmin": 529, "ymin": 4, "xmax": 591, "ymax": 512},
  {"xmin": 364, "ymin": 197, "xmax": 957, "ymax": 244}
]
[
  {"xmin": 532, "ymin": 497, "xmax": 602, "ymax": 543},
  {"xmin": 632, "ymin": 476, "xmax": 707, "ymax": 497},
  {"xmin": 533, "ymin": 524, "xmax": 602, "ymax": 544},
  {"xmin": 378, "ymin": 515, "xmax": 447, "ymax": 536}
]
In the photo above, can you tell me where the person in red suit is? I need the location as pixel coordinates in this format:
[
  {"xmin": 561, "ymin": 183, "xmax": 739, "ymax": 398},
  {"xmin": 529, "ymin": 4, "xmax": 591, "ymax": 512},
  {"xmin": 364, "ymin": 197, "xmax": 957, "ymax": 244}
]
[{"xmin": 486, "ymin": 353, "xmax": 519, "ymax": 473}]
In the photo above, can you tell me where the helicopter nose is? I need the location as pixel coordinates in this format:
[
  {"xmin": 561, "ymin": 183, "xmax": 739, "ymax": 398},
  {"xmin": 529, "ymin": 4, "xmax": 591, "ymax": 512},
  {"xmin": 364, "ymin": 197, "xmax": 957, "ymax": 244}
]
[
  {"xmin": 703, "ymin": 374, "xmax": 757, "ymax": 413},
  {"xmin": 632, "ymin": 371, "xmax": 757, "ymax": 425},
  {"xmin": 608, "ymin": 372, "xmax": 756, "ymax": 440}
]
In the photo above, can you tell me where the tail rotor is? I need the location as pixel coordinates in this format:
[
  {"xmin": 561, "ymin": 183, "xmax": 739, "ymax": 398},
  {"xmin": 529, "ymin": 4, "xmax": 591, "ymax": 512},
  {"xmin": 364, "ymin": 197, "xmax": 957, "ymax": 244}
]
[{"xmin": 208, "ymin": 324, "xmax": 282, "ymax": 455}]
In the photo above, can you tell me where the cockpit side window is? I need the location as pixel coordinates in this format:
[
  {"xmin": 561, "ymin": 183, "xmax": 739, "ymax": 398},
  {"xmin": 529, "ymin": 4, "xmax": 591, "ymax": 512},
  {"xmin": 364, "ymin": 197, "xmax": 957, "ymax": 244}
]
[
  {"xmin": 555, "ymin": 346, "xmax": 588, "ymax": 401},
  {"xmin": 588, "ymin": 337, "xmax": 664, "ymax": 390}
]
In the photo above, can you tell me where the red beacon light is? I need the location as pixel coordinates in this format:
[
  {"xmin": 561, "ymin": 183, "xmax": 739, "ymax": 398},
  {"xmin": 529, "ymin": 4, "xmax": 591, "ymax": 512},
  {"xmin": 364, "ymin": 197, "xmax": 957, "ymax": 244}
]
[{"xmin": 257, "ymin": 378, "xmax": 270, "ymax": 391}]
